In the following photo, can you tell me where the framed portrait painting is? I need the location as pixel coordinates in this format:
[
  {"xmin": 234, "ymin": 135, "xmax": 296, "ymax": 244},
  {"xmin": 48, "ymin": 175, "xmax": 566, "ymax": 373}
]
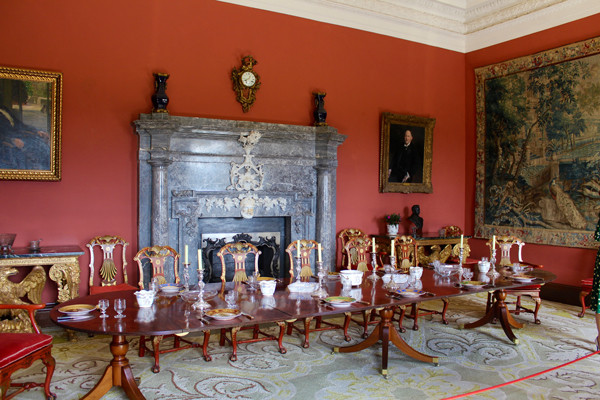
[
  {"xmin": 475, "ymin": 36, "xmax": 600, "ymax": 248},
  {"xmin": 379, "ymin": 112, "xmax": 435, "ymax": 193},
  {"xmin": 0, "ymin": 66, "xmax": 62, "ymax": 181}
]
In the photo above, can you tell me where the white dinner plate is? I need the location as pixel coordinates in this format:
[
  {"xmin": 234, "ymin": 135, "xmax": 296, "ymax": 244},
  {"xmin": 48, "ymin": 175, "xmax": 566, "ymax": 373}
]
[
  {"xmin": 511, "ymin": 275, "xmax": 537, "ymax": 282},
  {"xmin": 205, "ymin": 308, "xmax": 242, "ymax": 321},
  {"xmin": 324, "ymin": 296, "xmax": 355, "ymax": 307},
  {"xmin": 460, "ymin": 280, "xmax": 486, "ymax": 289},
  {"xmin": 396, "ymin": 289, "xmax": 425, "ymax": 297},
  {"xmin": 58, "ymin": 304, "xmax": 96, "ymax": 316}
]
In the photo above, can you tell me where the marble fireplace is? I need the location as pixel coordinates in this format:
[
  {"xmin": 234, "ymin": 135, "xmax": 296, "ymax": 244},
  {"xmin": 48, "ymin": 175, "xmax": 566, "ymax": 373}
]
[{"xmin": 134, "ymin": 113, "xmax": 346, "ymax": 284}]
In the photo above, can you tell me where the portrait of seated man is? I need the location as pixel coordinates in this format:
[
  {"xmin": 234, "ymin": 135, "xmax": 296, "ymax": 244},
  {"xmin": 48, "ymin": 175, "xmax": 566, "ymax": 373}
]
[{"xmin": 388, "ymin": 126, "xmax": 424, "ymax": 183}]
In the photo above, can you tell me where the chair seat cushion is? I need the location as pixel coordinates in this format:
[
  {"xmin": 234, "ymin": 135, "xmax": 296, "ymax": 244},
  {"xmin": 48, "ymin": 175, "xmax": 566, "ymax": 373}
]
[
  {"xmin": 90, "ymin": 283, "xmax": 138, "ymax": 295},
  {"xmin": 0, "ymin": 333, "xmax": 53, "ymax": 368},
  {"xmin": 581, "ymin": 278, "xmax": 593, "ymax": 289}
]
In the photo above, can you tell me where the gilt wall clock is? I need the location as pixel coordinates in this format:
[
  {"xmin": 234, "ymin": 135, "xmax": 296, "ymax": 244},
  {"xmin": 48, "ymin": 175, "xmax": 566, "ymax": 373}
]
[{"xmin": 231, "ymin": 55, "xmax": 261, "ymax": 112}]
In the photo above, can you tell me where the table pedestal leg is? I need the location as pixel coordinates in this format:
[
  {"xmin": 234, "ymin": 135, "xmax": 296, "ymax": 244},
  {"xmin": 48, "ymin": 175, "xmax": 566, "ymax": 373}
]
[
  {"xmin": 333, "ymin": 308, "xmax": 439, "ymax": 377},
  {"xmin": 82, "ymin": 335, "xmax": 145, "ymax": 400},
  {"xmin": 460, "ymin": 289, "xmax": 523, "ymax": 344}
]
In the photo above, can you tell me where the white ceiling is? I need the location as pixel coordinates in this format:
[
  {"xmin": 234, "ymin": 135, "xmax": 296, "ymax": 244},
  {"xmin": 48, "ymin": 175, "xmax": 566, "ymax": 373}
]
[{"xmin": 217, "ymin": 0, "xmax": 600, "ymax": 52}]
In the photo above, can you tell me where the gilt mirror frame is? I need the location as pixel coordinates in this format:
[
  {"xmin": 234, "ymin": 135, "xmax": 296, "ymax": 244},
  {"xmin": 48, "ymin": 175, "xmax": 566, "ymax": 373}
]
[
  {"xmin": 0, "ymin": 66, "xmax": 62, "ymax": 181},
  {"xmin": 379, "ymin": 112, "xmax": 434, "ymax": 193}
]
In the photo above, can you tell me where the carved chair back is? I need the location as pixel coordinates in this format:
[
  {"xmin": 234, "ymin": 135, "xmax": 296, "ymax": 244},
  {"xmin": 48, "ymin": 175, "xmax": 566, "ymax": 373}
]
[
  {"xmin": 134, "ymin": 245, "xmax": 180, "ymax": 288},
  {"xmin": 394, "ymin": 235, "xmax": 418, "ymax": 271},
  {"xmin": 338, "ymin": 228, "xmax": 368, "ymax": 267},
  {"xmin": 87, "ymin": 235, "xmax": 132, "ymax": 294},
  {"xmin": 285, "ymin": 239, "xmax": 319, "ymax": 279},
  {"xmin": 217, "ymin": 242, "xmax": 261, "ymax": 283},
  {"xmin": 344, "ymin": 236, "xmax": 372, "ymax": 272}
]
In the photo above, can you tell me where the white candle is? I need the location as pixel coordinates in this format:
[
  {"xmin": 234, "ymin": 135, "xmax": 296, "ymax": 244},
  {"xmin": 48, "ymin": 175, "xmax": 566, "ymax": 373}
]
[
  {"xmin": 390, "ymin": 239, "xmax": 395, "ymax": 257},
  {"xmin": 317, "ymin": 243, "xmax": 322, "ymax": 262},
  {"xmin": 198, "ymin": 249, "xmax": 203, "ymax": 271},
  {"xmin": 460, "ymin": 235, "xmax": 464, "ymax": 248},
  {"xmin": 372, "ymin": 237, "xmax": 376, "ymax": 252},
  {"xmin": 492, "ymin": 235, "xmax": 496, "ymax": 248},
  {"xmin": 184, "ymin": 245, "xmax": 189, "ymax": 264},
  {"xmin": 296, "ymin": 240, "xmax": 301, "ymax": 257}
]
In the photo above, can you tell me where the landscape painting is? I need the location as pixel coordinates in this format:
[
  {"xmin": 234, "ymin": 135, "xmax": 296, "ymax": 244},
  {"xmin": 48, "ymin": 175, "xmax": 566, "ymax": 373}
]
[{"xmin": 475, "ymin": 36, "xmax": 600, "ymax": 248}]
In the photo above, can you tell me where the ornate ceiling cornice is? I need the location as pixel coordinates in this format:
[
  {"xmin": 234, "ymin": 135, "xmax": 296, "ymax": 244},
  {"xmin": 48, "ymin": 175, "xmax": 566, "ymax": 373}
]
[{"xmin": 217, "ymin": 0, "xmax": 600, "ymax": 52}]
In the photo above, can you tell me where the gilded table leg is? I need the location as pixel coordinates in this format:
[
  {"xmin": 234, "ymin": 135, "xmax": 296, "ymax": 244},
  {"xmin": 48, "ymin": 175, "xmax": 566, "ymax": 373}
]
[{"xmin": 82, "ymin": 335, "xmax": 145, "ymax": 400}]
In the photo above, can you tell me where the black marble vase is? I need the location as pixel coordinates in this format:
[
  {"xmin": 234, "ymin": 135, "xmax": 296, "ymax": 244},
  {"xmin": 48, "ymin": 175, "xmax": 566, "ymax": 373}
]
[
  {"xmin": 313, "ymin": 92, "xmax": 327, "ymax": 126},
  {"xmin": 151, "ymin": 73, "xmax": 170, "ymax": 113}
]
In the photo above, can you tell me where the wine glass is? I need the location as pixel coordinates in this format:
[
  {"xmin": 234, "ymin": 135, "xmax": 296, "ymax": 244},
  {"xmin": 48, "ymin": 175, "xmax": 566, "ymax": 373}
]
[
  {"xmin": 98, "ymin": 299, "xmax": 109, "ymax": 319},
  {"xmin": 114, "ymin": 298, "xmax": 126, "ymax": 318},
  {"xmin": 463, "ymin": 269, "xmax": 474, "ymax": 281}
]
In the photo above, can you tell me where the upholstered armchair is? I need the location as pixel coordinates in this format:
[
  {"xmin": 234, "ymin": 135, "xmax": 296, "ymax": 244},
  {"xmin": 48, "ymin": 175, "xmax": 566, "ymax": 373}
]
[{"xmin": 0, "ymin": 303, "xmax": 56, "ymax": 400}]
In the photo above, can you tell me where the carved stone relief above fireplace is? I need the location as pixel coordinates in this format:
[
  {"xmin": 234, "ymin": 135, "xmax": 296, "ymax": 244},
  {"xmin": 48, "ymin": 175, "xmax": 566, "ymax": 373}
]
[{"xmin": 134, "ymin": 113, "xmax": 346, "ymax": 282}]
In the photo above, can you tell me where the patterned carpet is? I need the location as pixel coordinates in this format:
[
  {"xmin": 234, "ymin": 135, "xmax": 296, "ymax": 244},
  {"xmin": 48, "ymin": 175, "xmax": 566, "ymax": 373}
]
[{"xmin": 10, "ymin": 293, "xmax": 600, "ymax": 400}]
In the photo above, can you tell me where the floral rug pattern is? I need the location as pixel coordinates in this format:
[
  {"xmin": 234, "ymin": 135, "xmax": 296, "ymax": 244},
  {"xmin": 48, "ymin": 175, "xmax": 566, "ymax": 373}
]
[{"xmin": 10, "ymin": 294, "xmax": 600, "ymax": 399}]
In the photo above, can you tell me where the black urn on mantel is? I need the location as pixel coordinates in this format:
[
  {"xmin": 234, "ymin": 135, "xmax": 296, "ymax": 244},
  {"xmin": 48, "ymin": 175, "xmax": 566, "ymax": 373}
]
[
  {"xmin": 313, "ymin": 92, "xmax": 327, "ymax": 126},
  {"xmin": 151, "ymin": 73, "xmax": 170, "ymax": 113}
]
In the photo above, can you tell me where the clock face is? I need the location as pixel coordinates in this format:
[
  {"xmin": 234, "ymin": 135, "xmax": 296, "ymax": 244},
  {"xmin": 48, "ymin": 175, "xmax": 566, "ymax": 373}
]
[{"xmin": 241, "ymin": 71, "xmax": 256, "ymax": 87}]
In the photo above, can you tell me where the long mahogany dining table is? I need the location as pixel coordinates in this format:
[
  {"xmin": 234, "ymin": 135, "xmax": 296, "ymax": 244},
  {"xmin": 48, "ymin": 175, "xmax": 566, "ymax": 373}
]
[{"xmin": 50, "ymin": 268, "xmax": 556, "ymax": 398}]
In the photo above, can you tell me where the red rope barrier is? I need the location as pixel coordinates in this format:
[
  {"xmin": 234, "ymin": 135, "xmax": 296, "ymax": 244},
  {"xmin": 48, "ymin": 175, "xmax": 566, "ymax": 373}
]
[{"xmin": 441, "ymin": 349, "xmax": 600, "ymax": 400}]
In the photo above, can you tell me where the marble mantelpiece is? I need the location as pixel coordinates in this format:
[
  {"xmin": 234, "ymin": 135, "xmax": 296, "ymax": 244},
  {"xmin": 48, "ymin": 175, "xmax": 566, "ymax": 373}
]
[{"xmin": 134, "ymin": 113, "xmax": 346, "ymax": 282}]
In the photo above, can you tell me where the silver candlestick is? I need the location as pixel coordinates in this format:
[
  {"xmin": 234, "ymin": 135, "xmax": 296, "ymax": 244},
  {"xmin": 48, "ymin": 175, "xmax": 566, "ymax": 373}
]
[
  {"xmin": 294, "ymin": 254, "xmax": 302, "ymax": 282},
  {"xmin": 311, "ymin": 260, "xmax": 328, "ymax": 298},
  {"xmin": 387, "ymin": 255, "xmax": 400, "ymax": 291},
  {"xmin": 183, "ymin": 263, "xmax": 190, "ymax": 292},
  {"xmin": 488, "ymin": 248, "xmax": 500, "ymax": 285},
  {"xmin": 368, "ymin": 252, "xmax": 380, "ymax": 281},
  {"xmin": 457, "ymin": 247, "xmax": 464, "ymax": 282},
  {"xmin": 193, "ymin": 267, "xmax": 210, "ymax": 311}
]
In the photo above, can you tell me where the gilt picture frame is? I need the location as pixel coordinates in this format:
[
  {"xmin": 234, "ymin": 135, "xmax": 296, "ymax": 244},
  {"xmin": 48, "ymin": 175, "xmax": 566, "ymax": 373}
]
[
  {"xmin": 474, "ymin": 36, "xmax": 600, "ymax": 248},
  {"xmin": 0, "ymin": 66, "xmax": 62, "ymax": 181},
  {"xmin": 379, "ymin": 112, "xmax": 434, "ymax": 193}
]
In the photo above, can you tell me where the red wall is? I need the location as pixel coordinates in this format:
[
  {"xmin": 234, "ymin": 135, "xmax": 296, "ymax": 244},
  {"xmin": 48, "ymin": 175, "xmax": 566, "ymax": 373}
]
[
  {"xmin": 1, "ymin": 0, "xmax": 594, "ymax": 300},
  {"xmin": 465, "ymin": 14, "xmax": 600, "ymax": 286}
]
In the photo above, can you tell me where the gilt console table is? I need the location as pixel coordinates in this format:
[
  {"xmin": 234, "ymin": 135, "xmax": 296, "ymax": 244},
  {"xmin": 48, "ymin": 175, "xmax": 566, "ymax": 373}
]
[
  {"xmin": 0, "ymin": 245, "xmax": 83, "ymax": 305},
  {"xmin": 374, "ymin": 234, "xmax": 471, "ymax": 265}
]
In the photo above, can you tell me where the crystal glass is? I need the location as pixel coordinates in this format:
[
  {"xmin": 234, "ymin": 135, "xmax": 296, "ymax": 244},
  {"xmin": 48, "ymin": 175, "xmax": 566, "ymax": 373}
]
[
  {"xmin": 114, "ymin": 298, "xmax": 126, "ymax": 318},
  {"xmin": 98, "ymin": 299, "xmax": 109, "ymax": 319},
  {"xmin": 462, "ymin": 269, "xmax": 474, "ymax": 281},
  {"xmin": 225, "ymin": 291, "xmax": 238, "ymax": 308}
]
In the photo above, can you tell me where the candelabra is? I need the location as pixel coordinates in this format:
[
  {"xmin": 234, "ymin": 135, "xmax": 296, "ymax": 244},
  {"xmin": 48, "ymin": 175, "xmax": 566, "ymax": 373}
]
[
  {"xmin": 192, "ymin": 267, "xmax": 210, "ymax": 311},
  {"xmin": 368, "ymin": 252, "xmax": 380, "ymax": 281},
  {"xmin": 311, "ymin": 260, "xmax": 328, "ymax": 298}
]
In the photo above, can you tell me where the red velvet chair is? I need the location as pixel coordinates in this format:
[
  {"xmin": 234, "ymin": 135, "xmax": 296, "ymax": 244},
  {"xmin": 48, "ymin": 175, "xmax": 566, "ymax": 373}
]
[{"xmin": 0, "ymin": 303, "xmax": 56, "ymax": 400}]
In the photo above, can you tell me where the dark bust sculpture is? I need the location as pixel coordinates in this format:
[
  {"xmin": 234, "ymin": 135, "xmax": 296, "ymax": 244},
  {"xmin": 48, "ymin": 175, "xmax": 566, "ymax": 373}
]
[{"xmin": 408, "ymin": 204, "xmax": 423, "ymax": 236}]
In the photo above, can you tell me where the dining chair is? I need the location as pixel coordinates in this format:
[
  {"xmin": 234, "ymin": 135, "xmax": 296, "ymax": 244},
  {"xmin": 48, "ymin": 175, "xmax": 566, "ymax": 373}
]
[
  {"xmin": 87, "ymin": 235, "xmax": 139, "ymax": 295},
  {"xmin": 0, "ymin": 303, "xmax": 56, "ymax": 400},
  {"xmin": 338, "ymin": 228, "xmax": 368, "ymax": 269},
  {"xmin": 392, "ymin": 236, "xmax": 449, "ymax": 331},
  {"xmin": 485, "ymin": 235, "xmax": 544, "ymax": 324},
  {"xmin": 217, "ymin": 241, "xmax": 287, "ymax": 361},
  {"xmin": 134, "ymin": 245, "xmax": 200, "ymax": 373},
  {"xmin": 286, "ymin": 239, "xmax": 318, "ymax": 279},
  {"xmin": 285, "ymin": 240, "xmax": 351, "ymax": 348},
  {"xmin": 578, "ymin": 277, "xmax": 594, "ymax": 318}
]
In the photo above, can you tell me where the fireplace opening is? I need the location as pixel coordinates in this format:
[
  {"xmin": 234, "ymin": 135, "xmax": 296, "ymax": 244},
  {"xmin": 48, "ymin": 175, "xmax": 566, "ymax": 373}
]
[{"xmin": 198, "ymin": 217, "xmax": 289, "ymax": 282}]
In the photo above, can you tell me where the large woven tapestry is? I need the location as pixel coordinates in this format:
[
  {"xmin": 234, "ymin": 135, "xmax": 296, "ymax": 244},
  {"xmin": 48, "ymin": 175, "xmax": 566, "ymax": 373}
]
[{"xmin": 475, "ymin": 36, "xmax": 600, "ymax": 248}]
